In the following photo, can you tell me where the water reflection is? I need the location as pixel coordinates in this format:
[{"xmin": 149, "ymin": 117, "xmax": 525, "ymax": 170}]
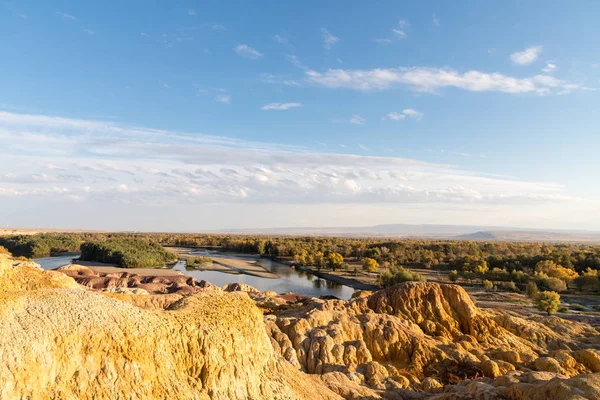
[
  {"xmin": 36, "ymin": 251, "xmax": 356, "ymax": 299},
  {"xmin": 174, "ymin": 257, "xmax": 355, "ymax": 299}
]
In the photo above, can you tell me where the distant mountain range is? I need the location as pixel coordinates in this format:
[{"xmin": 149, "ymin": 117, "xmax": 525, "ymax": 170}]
[
  {"xmin": 3, "ymin": 224, "xmax": 600, "ymax": 243},
  {"xmin": 218, "ymin": 224, "xmax": 600, "ymax": 243}
]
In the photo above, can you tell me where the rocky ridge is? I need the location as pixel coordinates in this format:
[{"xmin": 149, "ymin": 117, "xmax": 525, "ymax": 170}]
[{"xmin": 263, "ymin": 282, "xmax": 600, "ymax": 399}]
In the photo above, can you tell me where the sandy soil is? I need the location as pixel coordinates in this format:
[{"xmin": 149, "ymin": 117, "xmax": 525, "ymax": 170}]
[
  {"xmin": 208, "ymin": 257, "xmax": 279, "ymax": 279},
  {"xmin": 167, "ymin": 247, "xmax": 279, "ymax": 279}
]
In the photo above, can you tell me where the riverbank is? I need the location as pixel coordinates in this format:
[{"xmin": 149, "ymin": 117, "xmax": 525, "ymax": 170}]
[
  {"xmin": 294, "ymin": 266, "xmax": 379, "ymax": 291},
  {"xmin": 166, "ymin": 247, "xmax": 279, "ymax": 279},
  {"xmin": 208, "ymin": 256, "xmax": 279, "ymax": 279}
]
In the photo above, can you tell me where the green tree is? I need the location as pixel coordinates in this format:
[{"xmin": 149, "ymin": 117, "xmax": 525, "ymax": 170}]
[
  {"xmin": 536, "ymin": 291, "xmax": 561, "ymax": 315},
  {"xmin": 327, "ymin": 252, "xmax": 344, "ymax": 271},
  {"xmin": 448, "ymin": 270, "xmax": 458, "ymax": 283},
  {"xmin": 363, "ymin": 257, "xmax": 379, "ymax": 272},
  {"xmin": 575, "ymin": 268, "xmax": 600, "ymax": 291},
  {"xmin": 526, "ymin": 282, "xmax": 539, "ymax": 298},
  {"xmin": 256, "ymin": 240, "xmax": 266, "ymax": 256}
]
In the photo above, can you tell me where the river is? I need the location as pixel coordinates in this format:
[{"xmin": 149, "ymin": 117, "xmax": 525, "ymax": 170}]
[{"xmin": 34, "ymin": 252, "xmax": 356, "ymax": 299}]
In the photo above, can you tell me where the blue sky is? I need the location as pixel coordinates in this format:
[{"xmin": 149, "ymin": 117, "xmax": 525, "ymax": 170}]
[{"xmin": 0, "ymin": 0, "xmax": 599, "ymax": 231}]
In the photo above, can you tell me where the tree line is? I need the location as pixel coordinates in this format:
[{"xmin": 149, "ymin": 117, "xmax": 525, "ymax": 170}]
[{"xmin": 80, "ymin": 238, "xmax": 177, "ymax": 268}]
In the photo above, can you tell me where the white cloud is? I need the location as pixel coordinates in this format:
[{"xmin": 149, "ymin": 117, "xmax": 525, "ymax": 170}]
[
  {"xmin": 321, "ymin": 28, "xmax": 339, "ymax": 49},
  {"xmin": 385, "ymin": 109, "xmax": 423, "ymax": 121},
  {"xmin": 510, "ymin": 45, "xmax": 543, "ymax": 65},
  {"xmin": 234, "ymin": 44, "xmax": 263, "ymax": 59},
  {"xmin": 386, "ymin": 112, "xmax": 406, "ymax": 121},
  {"xmin": 56, "ymin": 12, "xmax": 76, "ymax": 20},
  {"xmin": 392, "ymin": 29, "xmax": 407, "ymax": 39},
  {"xmin": 188, "ymin": 10, "xmax": 196, "ymax": 16},
  {"xmin": 0, "ymin": 110, "xmax": 587, "ymax": 230},
  {"xmin": 399, "ymin": 19, "xmax": 409, "ymax": 28},
  {"xmin": 433, "ymin": 15, "xmax": 440, "ymax": 26},
  {"xmin": 261, "ymin": 102, "xmax": 302, "ymax": 111},
  {"xmin": 215, "ymin": 94, "xmax": 231, "ymax": 104},
  {"xmin": 350, "ymin": 115, "xmax": 366, "ymax": 125},
  {"xmin": 375, "ymin": 38, "xmax": 393, "ymax": 44},
  {"xmin": 403, "ymin": 108, "xmax": 423, "ymax": 120},
  {"xmin": 84, "ymin": 29, "xmax": 95, "ymax": 35},
  {"xmin": 542, "ymin": 63, "xmax": 557, "ymax": 73},
  {"xmin": 306, "ymin": 66, "xmax": 581, "ymax": 95}
]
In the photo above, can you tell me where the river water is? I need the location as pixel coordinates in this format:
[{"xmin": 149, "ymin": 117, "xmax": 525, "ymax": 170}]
[{"xmin": 34, "ymin": 252, "xmax": 356, "ymax": 299}]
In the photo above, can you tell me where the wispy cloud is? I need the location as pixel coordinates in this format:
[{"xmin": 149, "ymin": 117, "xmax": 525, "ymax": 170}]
[
  {"xmin": 56, "ymin": 11, "xmax": 77, "ymax": 20},
  {"xmin": 392, "ymin": 29, "xmax": 407, "ymax": 39},
  {"xmin": 306, "ymin": 66, "xmax": 582, "ymax": 95},
  {"xmin": 350, "ymin": 115, "xmax": 366, "ymax": 125},
  {"xmin": 433, "ymin": 15, "xmax": 440, "ymax": 26},
  {"xmin": 402, "ymin": 109, "xmax": 423, "ymax": 120},
  {"xmin": 215, "ymin": 94, "xmax": 231, "ymax": 104},
  {"xmin": 321, "ymin": 28, "xmax": 339, "ymax": 50},
  {"xmin": 511, "ymin": 45, "xmax": 543, "ymax": 65},
  {"xmin": 260, "ymin": 73, "xmax": 301, "ymax": 87},
  {"xmin": 377, "ymin": 20, "xmax": 409, "ymax": 43},
  {"xmin": 386, "ymin": 112, "xmax": 406, "ymax": 121},
  {"xmin": 542, "ymin": 63, "xmax": 557, "ymax": 73},
  {"xmin": 261, "ymin": 102, "xmax": 302, "ymax": 111},
  {"xmin": 234, "ymin": 44, "xmax": 263, "ymax": 59},
  {"xmin": 287, "ymin": 54, "xmax": 306, "ymax": 70},
  {"xmin": 84, "ymin": 29, "xmax": 95, "ymax": 35},
  {"xmin": 273, "ymin": 34, "xmax": 288, "ymax": 44},
  {"xmin": 188, "ymin": 10, "xmax": 196, "ymax": 16},
  {"xmin": 385, "ymin": 109, "xmax": 423, "ymax": 121},
  {"xmin": 0, "ymin": 110, "xmax": 580, "ymax": 214}
]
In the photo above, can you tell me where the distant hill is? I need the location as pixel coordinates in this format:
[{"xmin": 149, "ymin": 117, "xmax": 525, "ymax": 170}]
[
  {"xmin": 219, "ymin": 224, "xmax": 600, "ymax": 243},
  {"xmin": 454, "ymin": 231, "xmax": 497, "ymax": 240}
]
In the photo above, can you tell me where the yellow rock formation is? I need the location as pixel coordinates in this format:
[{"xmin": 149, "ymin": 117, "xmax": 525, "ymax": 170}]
[{"xmin": 0, "ymin": 254, "xmax": 340, "ymax": 399}]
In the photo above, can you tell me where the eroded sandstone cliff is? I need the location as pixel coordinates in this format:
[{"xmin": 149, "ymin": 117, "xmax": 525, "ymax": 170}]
[
  {"xmin": 0, "ymin": 254, "xmax": 340, "ymax": 400},
  {"xmin": 263, "ymin": 282, "xmax": 600, "ymax": 399},
  {"xmin": 3, "ymin": 251, "xmax": 600, "ymax": 400}
]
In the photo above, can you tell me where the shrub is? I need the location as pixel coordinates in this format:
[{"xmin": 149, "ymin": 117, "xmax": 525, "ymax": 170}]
[
  {"xmin": 544, "ymin": 277, "xmax": 567, "ymax": 292},
  {"xmin": 483, "ymin": 280, "xmax": 494, "ymax": 291},
  {"xmin": 535, "ymin": 273, "xmax": 567, "ymax": 292},
  {"xmin": 378, "ymin": 265, "xmax": 426, "ymax": 288},
  {"xmin": 185, "ymin": 256, "xmax": 212, "ymax": 266},
  {"xmin": 535, "ymin": 291, "xmax": 561, "ymax": 315},
  {"xmin": 448, "ymin": 270, "xmax": 459, "ymax": 283},
  {"xmin": 499, "ymin": 281, "xmax": 519, "ymax": 292}
]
